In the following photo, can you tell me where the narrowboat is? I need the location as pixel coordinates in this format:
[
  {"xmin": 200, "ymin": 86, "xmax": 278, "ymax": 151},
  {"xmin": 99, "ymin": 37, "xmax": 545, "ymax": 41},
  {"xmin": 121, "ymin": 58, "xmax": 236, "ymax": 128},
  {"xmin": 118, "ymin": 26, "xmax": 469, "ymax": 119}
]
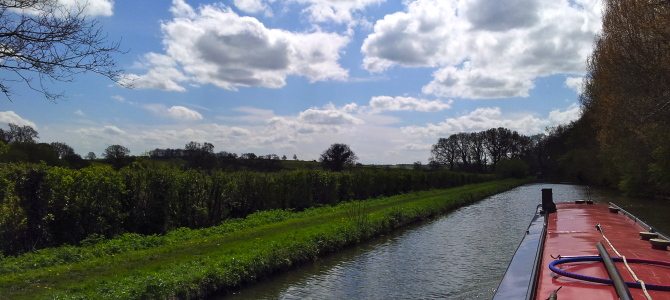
[{"xmin": 493, "ymin": 188, "xmax": 670, "ymax": 299}]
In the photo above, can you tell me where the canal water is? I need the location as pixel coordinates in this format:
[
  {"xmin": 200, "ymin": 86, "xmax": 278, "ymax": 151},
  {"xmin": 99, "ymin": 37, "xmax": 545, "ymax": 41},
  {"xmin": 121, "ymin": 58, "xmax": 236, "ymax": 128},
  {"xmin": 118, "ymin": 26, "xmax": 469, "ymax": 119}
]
[{"xmin": 216, "ymin": 183, "xmax": 670, "ymax": 299}]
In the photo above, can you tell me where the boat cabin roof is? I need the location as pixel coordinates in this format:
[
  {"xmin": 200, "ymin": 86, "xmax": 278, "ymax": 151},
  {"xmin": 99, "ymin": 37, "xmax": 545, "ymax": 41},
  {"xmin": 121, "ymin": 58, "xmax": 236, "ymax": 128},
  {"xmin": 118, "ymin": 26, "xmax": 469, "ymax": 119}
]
[{"xmin": 536, "ymin": 202, "xmax": 670, "ymax": 299}]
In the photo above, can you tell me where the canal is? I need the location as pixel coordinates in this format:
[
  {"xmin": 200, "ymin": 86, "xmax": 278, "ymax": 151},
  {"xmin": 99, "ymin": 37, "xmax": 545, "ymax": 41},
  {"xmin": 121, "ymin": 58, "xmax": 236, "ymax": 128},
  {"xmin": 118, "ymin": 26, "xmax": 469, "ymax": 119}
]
[{"xmin": 215, "ymin": 183, "xmax": 670, "ymax": 299}]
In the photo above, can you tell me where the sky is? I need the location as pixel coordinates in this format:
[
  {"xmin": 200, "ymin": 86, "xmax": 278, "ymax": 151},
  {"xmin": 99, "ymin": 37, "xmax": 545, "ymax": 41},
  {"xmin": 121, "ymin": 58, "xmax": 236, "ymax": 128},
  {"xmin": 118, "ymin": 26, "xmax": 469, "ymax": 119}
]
[{"xmin": 0, "ymin": 0, "xmax": 602, "ymax": 164}]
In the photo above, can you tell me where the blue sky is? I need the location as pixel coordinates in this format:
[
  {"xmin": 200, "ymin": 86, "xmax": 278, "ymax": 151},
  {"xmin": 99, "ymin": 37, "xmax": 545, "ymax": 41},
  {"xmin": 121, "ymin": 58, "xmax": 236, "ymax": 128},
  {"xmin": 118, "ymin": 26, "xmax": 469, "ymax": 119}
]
[{"xmin": 0, "ymin": 0, "xmax": 601, "ymax": 164}]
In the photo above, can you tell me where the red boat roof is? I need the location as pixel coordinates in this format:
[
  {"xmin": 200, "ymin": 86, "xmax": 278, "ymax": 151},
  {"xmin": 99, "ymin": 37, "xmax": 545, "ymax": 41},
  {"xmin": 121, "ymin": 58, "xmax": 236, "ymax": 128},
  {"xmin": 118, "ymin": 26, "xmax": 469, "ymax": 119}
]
[{"xmin": 536, "ymin": 202, "xmax": 670, "ymax": 299}]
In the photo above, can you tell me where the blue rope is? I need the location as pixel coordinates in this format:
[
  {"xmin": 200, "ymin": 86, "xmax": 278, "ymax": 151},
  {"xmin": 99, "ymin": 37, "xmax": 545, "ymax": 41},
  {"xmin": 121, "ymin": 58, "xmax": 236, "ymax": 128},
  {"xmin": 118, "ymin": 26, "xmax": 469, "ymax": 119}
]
[{"xmin": 549, "ymin": 257, "xmax": 670, "ymax": 291}]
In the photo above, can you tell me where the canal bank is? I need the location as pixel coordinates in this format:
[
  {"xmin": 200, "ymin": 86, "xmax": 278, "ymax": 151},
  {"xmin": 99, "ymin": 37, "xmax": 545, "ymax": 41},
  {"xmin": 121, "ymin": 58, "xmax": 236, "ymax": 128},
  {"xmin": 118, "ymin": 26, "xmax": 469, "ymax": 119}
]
[
  {"xmin": 221, "ymin": 183, "xmax": 670, "ymax": 299},
  {"xmin": 0, "ymin": 179, "xmax": 528, "ymax": 299}
]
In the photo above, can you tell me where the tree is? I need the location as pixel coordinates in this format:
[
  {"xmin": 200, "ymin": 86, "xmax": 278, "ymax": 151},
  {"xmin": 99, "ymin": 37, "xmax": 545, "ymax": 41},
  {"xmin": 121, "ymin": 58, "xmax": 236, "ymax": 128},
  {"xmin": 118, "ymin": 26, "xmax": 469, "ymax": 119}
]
[
  {"xmin": 319, "ymin": 143, "xmax": 358, "ymax": 172},
  {"xmin": 430, "ymin": 136, "xmax": 458, "ymax": 170},
  {"xmin": 580, "ymin": 0, "xmax": 670, "ymax": 195},
  {"xmin": 0, "ymin": 0, "xmax": 124, "ymax": 101},
  {"xmin": 85, "ymin": 152, "xmax": 96, "ymax": 160},
  {"xmin": 0, "ymin": 123, "xmax": 39, "ymax": 143},
  {"xmin": 293, "ymin": 154, "xmax": 298, "ymax": 160},
  {"xmin": 103, "ymin": 145, "xmax": 130, "ymax": 169},
  {"xmin": 50, "ymin": 142, "xmax": 75, "ymax": 159}
]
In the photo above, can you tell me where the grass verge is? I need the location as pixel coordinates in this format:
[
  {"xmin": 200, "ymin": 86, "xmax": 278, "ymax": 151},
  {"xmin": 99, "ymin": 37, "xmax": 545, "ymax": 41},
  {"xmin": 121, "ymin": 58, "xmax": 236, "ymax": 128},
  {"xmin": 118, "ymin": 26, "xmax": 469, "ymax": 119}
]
[{"xmin": 0, "ymin": 178, "xmax": 530, "ymax": 299}]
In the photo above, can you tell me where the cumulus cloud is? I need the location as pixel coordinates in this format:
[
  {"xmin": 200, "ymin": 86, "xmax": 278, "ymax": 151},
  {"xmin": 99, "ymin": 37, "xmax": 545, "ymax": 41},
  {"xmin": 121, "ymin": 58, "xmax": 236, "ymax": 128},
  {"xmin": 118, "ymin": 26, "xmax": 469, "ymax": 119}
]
[
  {"xmin": 233, "ymin": 0, "xmax": 274, "ymax": 16},
  {"xmin": 299, "ymin": 108, "xmax": 364, "ymax": 125},
  {"xmin": 294, "ymin": 0, "xmax": 386, "ymax": 24},
  {"xmin": 565, "ymin": 76, "xmax": 584, "ymax": 95},
  {"xmin": 119, "ymin": 53, "xmax": 188, "ymax": 91},
  {"xmin": 369, "ymin": 96, "xmax": 452, "ymax": 112},
  {"xmin": 548, "ymin": 103, "xmax": 581, "ymax": 124},
  {"xmin": 167, "ymin": 106, "xmax": 204, "ymax": 121},
  {"xmin": 144, "ymin": 104, "xmax": 203, "ymax": 122},
  {"xmin": 74, "ymin": 110, "xmax": 85, "ymax": 116},
  {"xmin": 401, "ymin": 104, "xmax": 581, "ymax": 137},
  {"xmin": 0, "ymin": 111, "xmax": 37, "ymax": 128},
  {"xmin": 125, "ymin": 0, "xmax": 349, "ymax": 91},
  {"xmin": 362, "ymin": 0, "xmax": 602, "ymax": 99}
]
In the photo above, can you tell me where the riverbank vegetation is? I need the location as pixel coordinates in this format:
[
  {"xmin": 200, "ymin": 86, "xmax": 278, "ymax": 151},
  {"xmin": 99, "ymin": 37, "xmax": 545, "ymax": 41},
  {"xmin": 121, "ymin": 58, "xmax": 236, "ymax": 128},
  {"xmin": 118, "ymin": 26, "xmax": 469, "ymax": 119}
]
[
  {"xmin": 0, "ymin": 178, "xmax": 528, "ymax": 300},
  {"xmin": 0, "ymin": 163, "xmax": 492, "ymax": 256}
]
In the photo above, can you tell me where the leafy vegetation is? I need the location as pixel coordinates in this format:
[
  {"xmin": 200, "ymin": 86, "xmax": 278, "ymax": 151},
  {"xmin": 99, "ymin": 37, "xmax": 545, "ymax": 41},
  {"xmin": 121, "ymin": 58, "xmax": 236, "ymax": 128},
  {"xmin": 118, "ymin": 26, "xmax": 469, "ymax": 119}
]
[
  {"xmin": 0, "ymin": 163, "xmax": 493, "ymax": 256},
  {"xmin": 571, "ymin": 0, "xmax": 670, "ymax": 196},
  {"xmin": 0, "ymin": 178, "xmax": 528, "ymax": 299}
]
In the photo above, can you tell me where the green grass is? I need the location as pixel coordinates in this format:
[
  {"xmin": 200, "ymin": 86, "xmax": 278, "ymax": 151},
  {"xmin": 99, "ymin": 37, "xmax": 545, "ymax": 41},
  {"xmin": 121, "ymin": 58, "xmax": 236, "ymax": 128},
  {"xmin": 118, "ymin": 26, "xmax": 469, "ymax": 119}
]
[{"xmin": 0, "ymin": 178, "xmax": 530, "ymax": 299}]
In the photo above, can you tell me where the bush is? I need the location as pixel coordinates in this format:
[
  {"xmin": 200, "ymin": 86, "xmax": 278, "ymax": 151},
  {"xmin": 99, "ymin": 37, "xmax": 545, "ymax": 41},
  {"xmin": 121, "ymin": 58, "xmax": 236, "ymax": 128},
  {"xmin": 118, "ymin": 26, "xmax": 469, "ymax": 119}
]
[{"xmin": 495, "ymin": 159, "xmax": 529, "ymax": 179}]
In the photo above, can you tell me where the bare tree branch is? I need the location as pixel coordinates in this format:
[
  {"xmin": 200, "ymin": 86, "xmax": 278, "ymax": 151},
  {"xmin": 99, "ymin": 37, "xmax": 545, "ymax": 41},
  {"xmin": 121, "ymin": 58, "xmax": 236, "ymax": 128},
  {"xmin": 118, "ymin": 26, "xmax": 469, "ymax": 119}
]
[{"xmin": 0, "ymin": 0, "xmax": 125, "ymax": 101}]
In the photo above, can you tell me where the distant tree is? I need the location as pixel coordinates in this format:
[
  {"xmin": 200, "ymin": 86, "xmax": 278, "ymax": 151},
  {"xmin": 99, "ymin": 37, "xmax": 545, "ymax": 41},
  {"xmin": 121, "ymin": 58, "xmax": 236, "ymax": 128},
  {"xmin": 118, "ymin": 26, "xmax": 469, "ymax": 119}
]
[
  {"xmin": 50, "ymin": 142, "xmax": 75, "ymax": 159},
  {"xmin": 319, "ymin": 143, "xmax": 358, "ymax": 172},
  {"xmin": 103, "ymin": 145, "xmax": 130, "ymax": 169},
  {"xmin": 0, "ymin": 123, "xmax": 39, "ymax": 143},
  {"xmin": 240, "ymin": 153, "xmax": 257, "ymax": 160},
  {"xmin": 0, "ymin": 0, "xmax": 124, "ymax": 101},
  {"xmin": 293, "ymin": 154, "xmax": 298, "ymax": 160},
  {"xmin": 85, "ymin": 152, "xmax": 96, "ymax": 160},
  {"xmin": 1, "ymin": 142, "xmax": 60, "ymax": 165},
  {"xmin": 413, "ymin": 161, "xmax": 423, "ymax": 171},
  {"xmin": 430, "ymin": 136, "xmax": 458, "ymax": 170},
  {"xmin": 63, "ymin": 153, "xmax": 89, "ymax": 169},
  {"xmin": 428, "ymin": 160, "xmax": 442, "ymax": 170},
  {"xmin": 282, "ymin": 155, "xmax": 287, "ymax": 160}
]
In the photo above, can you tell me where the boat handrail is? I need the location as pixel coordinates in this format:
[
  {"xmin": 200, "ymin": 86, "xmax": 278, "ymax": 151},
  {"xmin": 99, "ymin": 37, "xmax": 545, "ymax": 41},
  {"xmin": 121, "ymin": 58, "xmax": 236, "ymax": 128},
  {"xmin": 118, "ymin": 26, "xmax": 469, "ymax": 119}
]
[{"xmin": 608, "ymin": 202, "xmax": 670, "ymax": 241}]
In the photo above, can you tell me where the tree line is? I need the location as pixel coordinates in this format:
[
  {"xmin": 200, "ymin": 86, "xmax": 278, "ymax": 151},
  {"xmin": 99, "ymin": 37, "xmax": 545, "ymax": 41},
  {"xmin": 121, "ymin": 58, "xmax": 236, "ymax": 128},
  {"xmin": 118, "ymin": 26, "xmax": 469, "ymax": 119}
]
[
  {"xmin": 0, "ymin": 163, "xmax": 492, "ymax": 256},
  {"xmin": 429, "ymin": 127, "xmax": 543, "ymax": 175},
  {"xmin": 573, "ymin": 0, "xmax": 670, "ymax": 196}
]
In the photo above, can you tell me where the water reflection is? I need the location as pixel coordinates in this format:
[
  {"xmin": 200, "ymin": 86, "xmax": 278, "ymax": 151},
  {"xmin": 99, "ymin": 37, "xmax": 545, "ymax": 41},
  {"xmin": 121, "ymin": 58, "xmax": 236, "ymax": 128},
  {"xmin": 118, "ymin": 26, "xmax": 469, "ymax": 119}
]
[{"xmin": 214, "ymin": 183, "xmax": 668, "ymax": 299}]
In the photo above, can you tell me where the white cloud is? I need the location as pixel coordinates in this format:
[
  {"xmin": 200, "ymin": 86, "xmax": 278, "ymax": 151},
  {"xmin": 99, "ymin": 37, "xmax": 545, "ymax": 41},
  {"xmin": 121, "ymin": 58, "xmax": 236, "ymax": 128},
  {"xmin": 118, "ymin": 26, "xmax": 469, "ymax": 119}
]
[
  {"xmin": 369, "ymin": 96, "xmax": 452, "ymax": 112},
  {"xmin": 74, "ymin": 110, "xmax": 85, "ymax": 116},
  {"xmin": 0, "ymin": 111, "xmax": 37, "ymax": 129},
  {"xmin": 126, "ymin": 0, "xmax": 349, "ymax": 91},
  {"xmin": 299, "ymin": 108, "xmax": 364, "ymax": 125},
  {"xmin": 362, "ymin": 0, "xmax": 602, "ymax": 99},
  {"xmin": 400, "ymin": 104, "xmax": 581, "ymax": 137},
  {"xmin": 167, "ymin": 106, "xmax": 204, "ymax": 121},
  {"xmin": 144, "ymin": 104, "xmax": 203, "ymax": 122},
  {"xmin": 294, "ymin": 0, "xmax": 386, "ymax": 24},
  {"xmin": 16, "ymin": 0, "xmax": 114, "ymax": 17},
  {"xmin": 548, "ymin": 103, "xmax": 581, "ymax": 124},
  {"xmin": 218, "ymin": 107, "xmax": 275, "ymax": 124},
  {"xmin": 76, "ymin": 125, "xmax": 125, "ymax": 139},
  {"xmin": 565, "ymin": 76, "xmax": 584, "ymax": 95},
  {"xmin": 120, "ymin": 53, "xmax": 188, "ymax": 91},
  {"xmin": 233, "ymin": 0, "xmax": 274, "ymax": 16}
]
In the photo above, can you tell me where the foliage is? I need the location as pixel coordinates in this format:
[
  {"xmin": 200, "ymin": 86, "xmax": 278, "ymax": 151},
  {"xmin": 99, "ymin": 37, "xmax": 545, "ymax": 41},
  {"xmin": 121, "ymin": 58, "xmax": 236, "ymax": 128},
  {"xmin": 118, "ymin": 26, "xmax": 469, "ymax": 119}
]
[
  {"xmin": 430, "ymin": 127, "xmax": 537, "ymax": 173},
  {"xmin": 0, "ymin": 163, "xmax": 493, "ymax": 256},
  {"xmin": 0, "ymin": 123, "xmax": 39, "ymax": 144},
  {"xmin": 103, "ymin": 145, "xmax": 131, "ymax": 169},
  {"xmin": 319, "ymin": 143, "xmax": 358, "ymax": 172},
  {"xmin": 495, "ymin": 159, "xmax": 529, "ymax": 179},
  {"xmin": 580, "ymin": 0, "xmax": 670, "ymax": 196}
]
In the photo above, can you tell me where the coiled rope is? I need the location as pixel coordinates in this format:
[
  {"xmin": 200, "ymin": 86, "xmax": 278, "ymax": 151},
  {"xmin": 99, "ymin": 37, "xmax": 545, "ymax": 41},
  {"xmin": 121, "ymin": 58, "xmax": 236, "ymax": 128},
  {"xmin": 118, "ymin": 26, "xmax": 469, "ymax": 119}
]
[
  {"xmin": 549, "ymin": 257, "xmax": 670, "ymax": 291},
  {"xmin": 596, "ymin": 223, "xmax": 652, "ymax": 299}
]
